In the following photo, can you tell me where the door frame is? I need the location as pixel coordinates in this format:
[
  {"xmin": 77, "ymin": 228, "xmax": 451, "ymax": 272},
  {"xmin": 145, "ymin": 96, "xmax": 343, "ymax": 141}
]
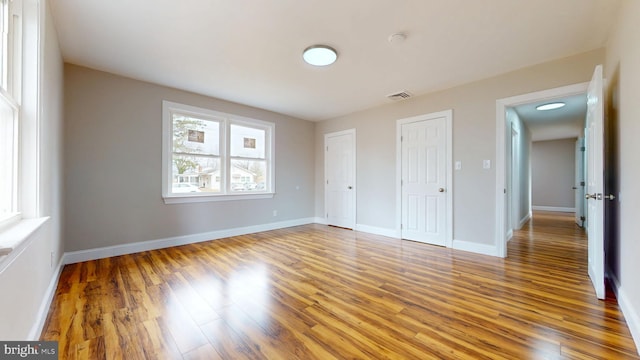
[
  {"xmin": 324, "ymin": 129, "xmax": 356, "ymax": 229},
  {"xmin": 495, "ymin": 82, "xmax": 588, "ymax": 258},
  {"xmin": 395, "ymin": 110, "xmax": 453, "ymax": 247},
  {"xmin": 509, "ymin": 126, "xmax": 520, "ymax": 235}
]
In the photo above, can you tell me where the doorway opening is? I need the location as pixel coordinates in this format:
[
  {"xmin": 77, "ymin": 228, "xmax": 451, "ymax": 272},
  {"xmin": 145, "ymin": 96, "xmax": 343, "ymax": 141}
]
[
  {"xmin": 497, "ymin": 65, "xmax": 607, "ymax": 300},
  {"xmin": 495, "ymin": 82, "xmax": 589, "ymax": 258}
]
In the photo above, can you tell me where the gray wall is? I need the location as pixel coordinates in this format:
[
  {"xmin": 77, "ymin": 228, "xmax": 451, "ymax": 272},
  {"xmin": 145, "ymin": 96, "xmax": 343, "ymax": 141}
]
[
  {"xmin": 605, "ymin": 0, "xmax": 640, "ymax": 347},
  {"xmin": 531, "ymin": 139, "xmax": 576, "ymax": 209},
  {"xmin": 64, "ymin": 65, "xmax": 315, "ymax": 252},
  {"xmin": 0, "ymin": 1, "xmax": 65, "ymax": 339},
  {"xmin": 315, "ymin": 49, "xmax": 603, "ymax": 246}
]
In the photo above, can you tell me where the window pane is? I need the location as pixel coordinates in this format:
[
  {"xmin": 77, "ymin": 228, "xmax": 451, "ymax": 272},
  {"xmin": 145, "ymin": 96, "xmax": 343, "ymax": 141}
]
[
  {"xmin": 230, "ymin": 124, "xmax": 265, "ymax": 159},
  {"xmin": 0, "ymin": 0, "xmax": 7, "ymax": 91},
  {"xmin": 172, "ymin": 155, "xmax": 221, "ymax": 193},
  {"xmin": 0, "ymin": 96, "xmax": 16, "ymax": 216},
  {"xmin": 173, "ymin": 114, "xmax": 219, "ymax": 156},
  {"xmin": 230, "ymin": 159, "xmax": 267, "ymax": 192}
]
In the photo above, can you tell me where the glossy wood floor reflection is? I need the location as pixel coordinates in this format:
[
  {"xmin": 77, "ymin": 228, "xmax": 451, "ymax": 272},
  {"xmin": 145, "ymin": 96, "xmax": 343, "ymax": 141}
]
[{"xmin": 41, "ymin": 212, "xmax": 639, "ymax": 359}]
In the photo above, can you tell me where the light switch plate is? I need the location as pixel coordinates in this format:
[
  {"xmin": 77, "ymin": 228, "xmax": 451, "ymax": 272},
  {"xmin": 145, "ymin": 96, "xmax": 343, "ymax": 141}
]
[
  {"xmin": 455, "ymin": 161, "xmax": 462, "ymax": 170},
  {"xmin": 483, "ymin": 160, "xmax": 491, "ymax": 169}
]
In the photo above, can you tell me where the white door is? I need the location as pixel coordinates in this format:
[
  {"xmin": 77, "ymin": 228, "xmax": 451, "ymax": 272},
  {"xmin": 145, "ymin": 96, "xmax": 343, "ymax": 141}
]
[
  {"xmin": 401, "ymin": 117, "xmax": 448, "ymax": 246},
  {"xmin": 585, "ymin": 65, "xmax": 605, "ymax": 300},
  {"xmin": 325, "ymin": 130, "xmax": 356, "ymax": 229}
]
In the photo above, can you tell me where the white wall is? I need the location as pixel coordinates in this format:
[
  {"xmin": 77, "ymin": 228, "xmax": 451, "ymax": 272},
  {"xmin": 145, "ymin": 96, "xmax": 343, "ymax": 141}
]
[
  {"xmin": 506, "ymin": 109, "xmax": 532, "ymax": 229},
  {"xmin": 604, "ymin": 0, "xmax": 640, "ymax": 351},
  {"xmin": 63, "ymin": 65, "xmax": 315, "ymax": 252},
  {"xmin": 531, "ymin": 139, "xmax": 576, "ymax": 210},
  {"xmin": 315, "ymin": 49, "xmax": 603, "ymax": 248},
  {"xmin": 0, "ymin": 0, "xmax": 64, "ymax": 339}
]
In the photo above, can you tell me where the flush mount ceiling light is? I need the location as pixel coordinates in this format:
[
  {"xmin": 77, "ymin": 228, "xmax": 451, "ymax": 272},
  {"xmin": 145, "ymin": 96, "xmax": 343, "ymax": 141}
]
[
  {"xmin": 303, "ymin": 45, "xmax": 338, "ymax": 66},
  {"xmin": 536, "ymin": 102, "xmax": 566, "ymax": 111}
]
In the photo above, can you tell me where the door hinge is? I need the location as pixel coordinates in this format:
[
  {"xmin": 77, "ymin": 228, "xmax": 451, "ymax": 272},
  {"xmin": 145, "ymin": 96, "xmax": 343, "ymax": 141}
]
[
  {"xmin": 326, "ymin": 146, "xmax": 329, "ymax": 151},
  {"xmin": 581, "ymin": 146, "xmax": 586, "ymax": 152},
  {"xmin": 401, "ymin": 136, "xmax": 403, "ymax": 142},
  {"xmin": 326, "ymin": 213, "xmax": 329, "ymax": 218}
]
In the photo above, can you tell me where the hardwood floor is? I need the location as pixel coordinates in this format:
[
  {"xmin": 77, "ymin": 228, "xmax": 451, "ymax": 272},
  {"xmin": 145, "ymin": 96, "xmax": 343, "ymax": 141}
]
[{"xmin": 41, "ymin": 212, "xmax": 639, "ymax": 359}]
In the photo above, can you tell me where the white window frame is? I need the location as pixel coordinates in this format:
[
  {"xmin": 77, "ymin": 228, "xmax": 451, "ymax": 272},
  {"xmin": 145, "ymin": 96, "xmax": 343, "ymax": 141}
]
[
  {"xmin": 162, "ymin": 101, "xmax": 275, "ymax": 204},
  {"xmin": 0, "ymin": 0, "xmax": 22, "ymax": 228}
]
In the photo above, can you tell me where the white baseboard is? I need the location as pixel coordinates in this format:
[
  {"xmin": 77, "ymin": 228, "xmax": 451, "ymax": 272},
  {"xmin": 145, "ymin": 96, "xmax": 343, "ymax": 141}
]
[
  {"xmin": 517, "ymin": 211, "xmax": 532, "ymax": 229},
  {"xmin": 63, "ymin": 217, "xmax": 315, "ymax": 264},
  {"xmin": 355, "ymin": 224, "xmax": 399, "ymax": 238},
  {"xmin": 313, "ymin": 217, "xmax": 327, "ymax": 225},
  {"xmin": 452, "ymin": 239, "xmax": 497, "ymax": 257},
  {"xmin": 607, "ymin": 268, "xmax": 640, "ymax": 355},
  {"xmin": 28, "ymin": 258, "xmax": 64, "ymax": 340},
  {"xmin": 532, "ymin": 206, "xmax": 575, "ymax": 213}
]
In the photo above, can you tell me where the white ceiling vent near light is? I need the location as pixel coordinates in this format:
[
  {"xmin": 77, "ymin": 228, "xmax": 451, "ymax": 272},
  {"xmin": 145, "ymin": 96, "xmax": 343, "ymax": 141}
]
[{"xmin": 387, "ymin": 91, "xmax": 412, "ymax": 101}]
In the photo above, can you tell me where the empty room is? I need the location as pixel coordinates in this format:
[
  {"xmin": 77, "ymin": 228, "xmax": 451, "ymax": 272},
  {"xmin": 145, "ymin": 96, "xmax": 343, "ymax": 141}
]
[{"xmin": 1, "ymin": 0, "xmax": 639, "ymax": 358}]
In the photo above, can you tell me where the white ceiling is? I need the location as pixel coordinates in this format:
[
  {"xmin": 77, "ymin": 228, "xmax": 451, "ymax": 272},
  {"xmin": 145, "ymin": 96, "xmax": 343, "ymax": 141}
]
[
  {"xmin": 515, "ymin": 94, "xmax": 587, "ymax": 142},
  {"xmin": 50, "ymin": 0, "xmax": 620, "ymax": 122}
]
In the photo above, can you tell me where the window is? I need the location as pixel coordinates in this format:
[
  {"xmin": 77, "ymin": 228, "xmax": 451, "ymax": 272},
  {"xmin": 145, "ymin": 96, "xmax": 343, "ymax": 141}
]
[
  {"xmin": 0, "ymin": 0, "xmax": 21, "ymax": 225},
  {"xmin": 162, "ymin": 101, "xmax": 275, "ymax": 203}
]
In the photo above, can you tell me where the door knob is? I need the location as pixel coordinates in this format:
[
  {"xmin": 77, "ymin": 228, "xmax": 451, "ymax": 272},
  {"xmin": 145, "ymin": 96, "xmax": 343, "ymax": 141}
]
[
  {"xmin": 605, "ymin": 194, "xmax": 616, "ymax": 200},
  {"xmin": 585, "ymin": 193, "xmax": 596, "ymax": 199},
  {"xmin": 438, "ymin": 188, "xmax": 445, "ymax": 193},
  {"xmin": 348, "ymin": 186, "xmax": 353, "ymax": 189}
]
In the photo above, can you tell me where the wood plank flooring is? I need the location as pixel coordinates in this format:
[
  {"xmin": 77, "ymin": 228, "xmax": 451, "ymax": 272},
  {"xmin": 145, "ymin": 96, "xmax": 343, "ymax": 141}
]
[{"xmin": 41, "ymin": 212, "xmax": 639, "ymax": 359}]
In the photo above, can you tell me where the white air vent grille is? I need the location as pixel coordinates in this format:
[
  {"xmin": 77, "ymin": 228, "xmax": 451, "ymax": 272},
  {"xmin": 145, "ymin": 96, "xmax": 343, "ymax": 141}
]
[{"xmin": 387, "ymin": 91, "xmax": 412, "ymax": 101}]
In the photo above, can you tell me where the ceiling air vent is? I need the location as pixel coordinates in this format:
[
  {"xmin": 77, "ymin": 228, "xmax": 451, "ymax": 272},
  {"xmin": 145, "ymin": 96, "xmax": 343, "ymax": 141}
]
[{"xmin": 387, "ymin": 91, "xmax": 412, "ymax": 101}]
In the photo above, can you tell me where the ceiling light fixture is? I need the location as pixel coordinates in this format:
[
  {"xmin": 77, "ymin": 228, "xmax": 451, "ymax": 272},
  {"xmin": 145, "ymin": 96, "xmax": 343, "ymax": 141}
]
[
  {"xmin": 303, "ymin": 45, "xmax": 338, "ymax": 66},
  {"xmin": 536, "ymin": 102, "xmax": 566, "ymax": 111}
]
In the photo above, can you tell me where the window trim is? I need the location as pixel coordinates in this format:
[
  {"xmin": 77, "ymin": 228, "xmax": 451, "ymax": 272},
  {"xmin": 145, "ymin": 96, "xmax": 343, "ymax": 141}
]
[
  {"xmin": 0, "ymin": 0, "xmax": 21, "ymax": 225},
  {"xmin": 162, "ymin": 101, "xmax": 275, "ymax": 204}
]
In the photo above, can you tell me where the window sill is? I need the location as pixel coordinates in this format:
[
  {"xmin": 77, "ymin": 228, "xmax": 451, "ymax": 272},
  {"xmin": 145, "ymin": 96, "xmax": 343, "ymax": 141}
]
[
  {"xmin": 163, "ymin": 192, "xmax": 275, "ymax": 204},
  {"xmin": 0, "ymin": 217, "xmax": 49, "ymax": 259}
]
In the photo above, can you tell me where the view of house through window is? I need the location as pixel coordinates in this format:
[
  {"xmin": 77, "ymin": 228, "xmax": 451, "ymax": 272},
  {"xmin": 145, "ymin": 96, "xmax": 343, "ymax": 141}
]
[
  {"xmin": 172, "ymin": 114, "xmax": 221, "ymax": 193},
  {"xmin": 230, "ymin": 124, "xmax": 267, "ymax": 192},
  {"xmin": 164, "ymin": 101, "xmax": 274, "ymax": 201}
]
